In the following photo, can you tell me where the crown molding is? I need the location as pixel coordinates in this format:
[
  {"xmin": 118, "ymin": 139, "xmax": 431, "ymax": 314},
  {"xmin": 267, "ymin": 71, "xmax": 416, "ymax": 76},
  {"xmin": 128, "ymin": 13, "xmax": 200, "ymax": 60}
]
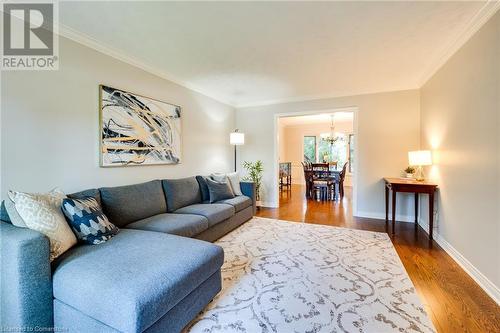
[
  {"xmin": 418, "ymin": 0, "xmax": 500, "ymax": 87},
  {"xmin": 234, "ymin": 87, "xmax": 420, "ymax": 109},
  {"xmin": 56, "ymin": 23, "xmax": 236, "ymax": 108}
]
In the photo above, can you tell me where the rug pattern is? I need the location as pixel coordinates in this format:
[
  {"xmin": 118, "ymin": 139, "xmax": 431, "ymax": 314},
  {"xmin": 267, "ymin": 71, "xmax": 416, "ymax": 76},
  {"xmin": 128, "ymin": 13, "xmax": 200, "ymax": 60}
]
[{"xmin": 186, "ymin": 218, "xmax": 435, "ymax": 333}]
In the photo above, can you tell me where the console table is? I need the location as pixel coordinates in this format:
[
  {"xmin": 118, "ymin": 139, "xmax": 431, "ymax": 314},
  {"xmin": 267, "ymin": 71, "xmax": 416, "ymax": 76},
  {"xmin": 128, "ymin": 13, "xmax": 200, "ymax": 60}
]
[{"xmin": 384, "ymin": 178, "xmax": 438, "ymax": 239}]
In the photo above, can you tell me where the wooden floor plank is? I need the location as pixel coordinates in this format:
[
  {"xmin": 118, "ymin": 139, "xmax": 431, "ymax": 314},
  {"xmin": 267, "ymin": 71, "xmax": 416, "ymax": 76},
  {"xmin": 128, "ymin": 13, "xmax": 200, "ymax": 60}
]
[{"xmin": 256, "ymin": 185, "xmax": 499, "ymax": 333}]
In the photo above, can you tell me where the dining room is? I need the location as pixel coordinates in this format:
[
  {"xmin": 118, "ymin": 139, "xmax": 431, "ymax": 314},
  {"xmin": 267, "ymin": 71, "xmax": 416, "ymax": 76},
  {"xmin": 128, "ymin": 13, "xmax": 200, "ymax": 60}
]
[{"xmin": 277, "ymin": 111, "xmax": 356, "ymax": 218}]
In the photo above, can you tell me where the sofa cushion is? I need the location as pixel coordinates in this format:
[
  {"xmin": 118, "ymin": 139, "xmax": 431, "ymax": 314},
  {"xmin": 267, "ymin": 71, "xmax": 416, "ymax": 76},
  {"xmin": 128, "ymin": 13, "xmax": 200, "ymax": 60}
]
[
  {"xmin": 52, "ymin": 229, "xmax": 223, "ymax": 333},
  {"xmin": 175, "ymin": 203, "xmax": 235, "ymax": 227},
  {"xmin": 100, "ymin": 180, "xmax": 166, "ymax": 227},
  {"xmin": 126, "ymin": 213, "xmax": 208, "ymax": 238},
  {"xmin": 217, "ymin": 195, "xmax": 252, "ymax": 212},
  {"xmin": 162, "ymin": 177, "xmax": 201, "ymax": 212},
  {"xmin": 68, "ymin": 189, "xmax": 101, "ymax": 207}
]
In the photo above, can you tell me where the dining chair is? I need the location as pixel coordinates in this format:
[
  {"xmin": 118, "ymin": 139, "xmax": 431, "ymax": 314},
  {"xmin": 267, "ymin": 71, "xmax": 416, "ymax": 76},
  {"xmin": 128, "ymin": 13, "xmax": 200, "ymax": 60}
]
[
  {"xmin": 338, "ymin": 162, "xmax": 349, "ymax": 199},
  {"xmin": 312, "ymin": 179, "xmax": 330, "ymax": 201},
  {"xmin": 311, "ymin": 163, "xmax": 329, "ymax": 171},
  {"xmin": 303, "ymin": 169, "xmax": 314, "ymax": 199}
]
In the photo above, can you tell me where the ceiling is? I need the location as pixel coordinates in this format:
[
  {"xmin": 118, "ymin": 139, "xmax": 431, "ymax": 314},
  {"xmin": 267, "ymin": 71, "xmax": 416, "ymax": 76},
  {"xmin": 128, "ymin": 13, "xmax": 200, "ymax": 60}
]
[
  {"xmin": 280, "ymin": 112, "xmax": 353, "ymax": 127},
  {"xmin": 59, "ymin": 1, "xmax": 497, "ymax": 107}
]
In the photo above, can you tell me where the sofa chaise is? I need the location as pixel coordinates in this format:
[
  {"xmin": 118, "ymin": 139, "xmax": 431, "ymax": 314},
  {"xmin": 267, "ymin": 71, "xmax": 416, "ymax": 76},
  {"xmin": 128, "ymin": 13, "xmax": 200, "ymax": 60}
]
[{"xmin": 0, "ymin": 176, "xmax": 256, "ymax": 333}]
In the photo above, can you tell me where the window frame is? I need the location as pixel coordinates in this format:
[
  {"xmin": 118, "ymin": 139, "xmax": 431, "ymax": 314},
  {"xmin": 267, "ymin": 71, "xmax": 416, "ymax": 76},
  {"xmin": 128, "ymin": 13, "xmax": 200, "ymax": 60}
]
[
  {"xmin": 303, "ymin": 135, "xmax": 317, "ymax": 163},
  {"xmin": 348, "ymin": 134, "xmax": 354, "ymax": 173}
]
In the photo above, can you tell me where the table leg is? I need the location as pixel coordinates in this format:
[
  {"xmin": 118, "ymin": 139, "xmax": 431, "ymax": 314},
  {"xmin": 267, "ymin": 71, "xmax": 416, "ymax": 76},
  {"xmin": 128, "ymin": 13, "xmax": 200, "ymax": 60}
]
[
  {"xmin": 429, "ymin": 192, "xmax": 434, "ymax": 240},
  {"xmin": 385, "ymin": 184, "xmax": 389, "ymax": 225},
  {"xmin": 392, "ymin": 190, "xmax": 396, "ymax": 235},
  {"xmin": 414, "ymin": 193, "xmax": 419, "ymax": 231}
]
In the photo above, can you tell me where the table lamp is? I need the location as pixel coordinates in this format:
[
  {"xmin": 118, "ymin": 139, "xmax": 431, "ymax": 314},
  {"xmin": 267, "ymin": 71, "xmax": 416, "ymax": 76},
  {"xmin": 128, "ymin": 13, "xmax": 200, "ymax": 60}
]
[
  {"xmin": 408, "ymin": 150, "xmax": 432, "ymax": 181},
  {"xmin": 230, "ymin": 129, "xmax": 245, "ymax": 171}
]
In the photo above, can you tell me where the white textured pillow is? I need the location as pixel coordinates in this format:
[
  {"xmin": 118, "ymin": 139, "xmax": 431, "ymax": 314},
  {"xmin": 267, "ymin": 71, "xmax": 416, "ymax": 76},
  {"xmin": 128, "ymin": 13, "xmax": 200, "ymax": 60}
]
[
  {"xmin": 226, "ymin": 172, "xmax": 243, "ymax": 196},
  {"xmin": 9, "ymin": 188, "xmax": 77, "ymax": 261}
]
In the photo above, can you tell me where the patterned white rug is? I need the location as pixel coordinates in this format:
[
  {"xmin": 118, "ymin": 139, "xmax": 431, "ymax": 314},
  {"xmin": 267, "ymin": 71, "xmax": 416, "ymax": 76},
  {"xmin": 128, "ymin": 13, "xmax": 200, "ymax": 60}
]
[{"xmin": 185, "ymin": 217, "xmax": 435, "ymax": 333}]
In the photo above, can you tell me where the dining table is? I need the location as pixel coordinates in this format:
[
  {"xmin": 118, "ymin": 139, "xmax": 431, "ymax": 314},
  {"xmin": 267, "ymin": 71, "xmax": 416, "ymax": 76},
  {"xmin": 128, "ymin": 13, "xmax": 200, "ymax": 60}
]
[{"xmin": 305, "ymin": 167, "xmax": 341, "ymax": 200}]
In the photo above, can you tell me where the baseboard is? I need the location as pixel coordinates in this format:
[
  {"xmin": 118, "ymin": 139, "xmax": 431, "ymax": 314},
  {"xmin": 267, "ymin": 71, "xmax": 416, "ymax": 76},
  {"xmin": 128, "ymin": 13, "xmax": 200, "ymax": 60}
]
[
  {"xmin": 258, "ymin": 201, "xmax": 278, "ymax": 208},
  {"xmin": 418, "ymin": 218, "xmax": 500, "ymax": 305},
  {"xmin": 355, "ymin": 211, "xmax": 416, "ymax": 223},
  {"xmin": 357, "ymin": 212, "xmax": 500, "ymax": 304}
]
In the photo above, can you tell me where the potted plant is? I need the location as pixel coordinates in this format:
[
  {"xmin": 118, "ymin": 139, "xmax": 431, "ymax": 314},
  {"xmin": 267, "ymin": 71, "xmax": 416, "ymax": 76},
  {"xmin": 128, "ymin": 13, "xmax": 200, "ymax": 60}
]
[
  {"xmin": 404, "ymin": 166, "xmax": 415, "ymax": 179},
  {"xmin": 242, "ymin": 160, "xmax": 263, "ymax": 204}
]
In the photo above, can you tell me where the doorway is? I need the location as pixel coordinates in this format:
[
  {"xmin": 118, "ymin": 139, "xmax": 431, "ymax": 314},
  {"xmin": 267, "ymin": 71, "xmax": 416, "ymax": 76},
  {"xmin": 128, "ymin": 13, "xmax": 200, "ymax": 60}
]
[{"xmin": 273, "ymin": 107, "xmax": 359, "ymax": 215}]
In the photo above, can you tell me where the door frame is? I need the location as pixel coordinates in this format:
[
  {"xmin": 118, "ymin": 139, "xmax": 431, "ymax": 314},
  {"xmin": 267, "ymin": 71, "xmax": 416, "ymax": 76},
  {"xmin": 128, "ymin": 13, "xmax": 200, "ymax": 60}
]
[{"xmin": 273, "ymin": 106, "xmax": 359, "ymax": 214}]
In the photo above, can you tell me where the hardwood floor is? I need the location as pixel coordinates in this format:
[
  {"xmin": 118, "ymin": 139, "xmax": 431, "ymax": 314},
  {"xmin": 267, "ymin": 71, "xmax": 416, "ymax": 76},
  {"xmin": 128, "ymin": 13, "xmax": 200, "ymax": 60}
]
[{"xmin": 256, "ymin": 184, "xmax": 499, "ymax": 333}]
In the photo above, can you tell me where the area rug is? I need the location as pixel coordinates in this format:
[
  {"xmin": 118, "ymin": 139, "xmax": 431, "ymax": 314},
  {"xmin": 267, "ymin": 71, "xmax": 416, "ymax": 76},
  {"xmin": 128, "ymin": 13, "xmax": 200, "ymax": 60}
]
[{"xmin": 185, "ymin": 217, "xmax": 435, "ymax": 333}]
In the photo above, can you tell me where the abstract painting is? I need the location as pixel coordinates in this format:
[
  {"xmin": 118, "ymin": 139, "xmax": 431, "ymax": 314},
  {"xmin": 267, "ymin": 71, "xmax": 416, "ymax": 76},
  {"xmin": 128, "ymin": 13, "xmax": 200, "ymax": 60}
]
[{"xmin": 99, "ymin": 85, "xmax": 181, "ymax": 167}]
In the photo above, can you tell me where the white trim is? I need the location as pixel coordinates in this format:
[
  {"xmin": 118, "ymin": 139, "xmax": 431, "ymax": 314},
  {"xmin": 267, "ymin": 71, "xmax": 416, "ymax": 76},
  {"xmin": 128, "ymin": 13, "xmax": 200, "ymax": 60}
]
[
  {"xmin": 418, "ymin": 0, "xmax": 500, "ymax": 86},
  {"xmin": 258, "ymin": 201, "xmax": 279, "ymax": 208},
  {"xmin": 417, "ymin": 219, "xmax": 500, "ymax": 305},
  {"xmin": 355, "ymin": 211, "xmax": 500, "ymax": 305},
  {"xmin": 351, "ymin": 111, "xmax": 359, "ymax": 216},
  {"xmin": 236, "ymin": 88, "xmax": 418, "ymax": 109},
  {"xmin": 355, "ymin": 211, "xmax": 416, "ymax": 223},
  {"xmin": 56, "ymin": 23, "xmax": 235, "ymax": 107}
]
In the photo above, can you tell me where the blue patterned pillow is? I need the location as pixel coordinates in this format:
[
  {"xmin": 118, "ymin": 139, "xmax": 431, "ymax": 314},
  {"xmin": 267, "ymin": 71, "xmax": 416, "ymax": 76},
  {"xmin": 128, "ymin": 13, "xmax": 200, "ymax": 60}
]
[{"xmin": 62, "ymin": 197, "xmax": 119, "ymax": 245}]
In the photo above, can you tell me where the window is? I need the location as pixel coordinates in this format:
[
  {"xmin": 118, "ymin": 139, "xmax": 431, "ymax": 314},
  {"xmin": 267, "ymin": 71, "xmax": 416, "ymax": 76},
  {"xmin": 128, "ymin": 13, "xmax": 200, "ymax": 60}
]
[
  {"xmin": 319, "ymin": 134, "xmax": 347, "ymax": 166},
  {"xmin": 303, "ymin": 136, "xmax": 316, "ymax": 162},
  {"xmin": 348, "ymin": 134, "xmax": 355, "ymax": 173},
  {"xmin": 304, "ymin": 134, "xmax": 353, "ymax": 170}
]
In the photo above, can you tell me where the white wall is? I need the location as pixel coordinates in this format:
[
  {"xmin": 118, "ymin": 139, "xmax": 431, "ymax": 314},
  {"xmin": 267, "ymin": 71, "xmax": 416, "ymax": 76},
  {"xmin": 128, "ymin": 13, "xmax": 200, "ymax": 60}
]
[
  {"xmin": 0, "ymin": 36, "xmax": 235, "ymax": 199},
  {"xmin": 236, "ymin": 89, "xmax": 420, "ymax": 221},
  {"xmin": 280, "ymin": 120, "xmax": 353, "ymax": 185},
  {"xmin": 420, "ymin": 12, "xmax": 499, "ymax": 296}
]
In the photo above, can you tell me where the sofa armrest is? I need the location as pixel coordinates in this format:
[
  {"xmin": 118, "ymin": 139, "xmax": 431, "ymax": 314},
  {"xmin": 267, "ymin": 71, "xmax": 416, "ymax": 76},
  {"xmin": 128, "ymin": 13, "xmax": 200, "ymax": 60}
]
[
  {"xmin": 240, "ymin": 182, "xmax": 256, "ymax": 214},
  {"xmin": 0, "ymin": 222, "xmax": 53, "ymax": 330}
]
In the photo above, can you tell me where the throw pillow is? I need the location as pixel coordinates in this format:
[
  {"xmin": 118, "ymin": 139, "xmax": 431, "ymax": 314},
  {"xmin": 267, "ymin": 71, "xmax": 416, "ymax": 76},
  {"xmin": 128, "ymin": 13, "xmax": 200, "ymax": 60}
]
[
  {"xmin": 4, "ymin": 196, "xmax": 25, "ymax": 227},
  {"xmin": 210, "ymin": 173, "xmax": 235, "ymax": 195},
  {"xmin": 210, "ymin": 172, "xmax": 228, "ymax": 182},
  {"xmin": 226, "ymin": 172, "xmax": 243, "ymax": 196},
  {"xmin": 206, "ymin": 178, "xmax": 235, "ymax": 203},
  {"xmin": 62, "ymin": 197, "xmax": 119, "ymax": 245},
  {"xmin": 9, "ymin": 188, "xmax": 77, "ymax": 261},
  {"xmin": 196, "ymin": 176, "xmax": 210, "ymax": 203},
  {"xmin": 1, "ymin": 200, "xmax": 12, "ymax": 224}
]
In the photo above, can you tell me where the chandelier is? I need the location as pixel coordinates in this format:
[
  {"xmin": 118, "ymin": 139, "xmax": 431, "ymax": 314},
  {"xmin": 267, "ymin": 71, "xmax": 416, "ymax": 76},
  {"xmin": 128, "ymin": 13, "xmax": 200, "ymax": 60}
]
[{"xmin": 320, "ymin": 115, "xmax": 343, "ymax": 145}]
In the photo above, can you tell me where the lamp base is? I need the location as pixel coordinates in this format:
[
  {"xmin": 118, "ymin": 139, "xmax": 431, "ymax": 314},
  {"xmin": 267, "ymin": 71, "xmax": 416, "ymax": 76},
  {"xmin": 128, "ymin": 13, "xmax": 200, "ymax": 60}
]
[{"xmin": 415, "ymin": 165, "xmax": 425, "ymax": 181}]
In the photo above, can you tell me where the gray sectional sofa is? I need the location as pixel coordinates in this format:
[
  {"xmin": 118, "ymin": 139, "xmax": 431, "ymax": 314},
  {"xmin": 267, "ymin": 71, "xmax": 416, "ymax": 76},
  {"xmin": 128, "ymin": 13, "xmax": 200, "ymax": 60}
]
[{"xmin": 0, "ymin": 176, "xmax": 256, "ymax": 333}]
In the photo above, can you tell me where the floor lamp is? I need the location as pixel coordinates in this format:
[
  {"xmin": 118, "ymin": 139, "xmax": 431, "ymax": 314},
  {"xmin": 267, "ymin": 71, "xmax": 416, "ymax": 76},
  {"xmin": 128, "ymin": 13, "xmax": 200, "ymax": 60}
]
[{"xmin": 230, "ymin": 130, "xmax": 245, "ymax": 172}]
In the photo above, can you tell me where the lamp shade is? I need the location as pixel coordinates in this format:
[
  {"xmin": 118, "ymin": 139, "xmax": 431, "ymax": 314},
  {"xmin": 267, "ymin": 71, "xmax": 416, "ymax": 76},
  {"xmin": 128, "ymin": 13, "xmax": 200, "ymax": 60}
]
[
  {"xmin": 408, "ymin": 150, "xmax": 432, "ymax": 166},
  {"xmin": 230, "ymin": 131, "xmax": 245, "ymax": 145}
]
